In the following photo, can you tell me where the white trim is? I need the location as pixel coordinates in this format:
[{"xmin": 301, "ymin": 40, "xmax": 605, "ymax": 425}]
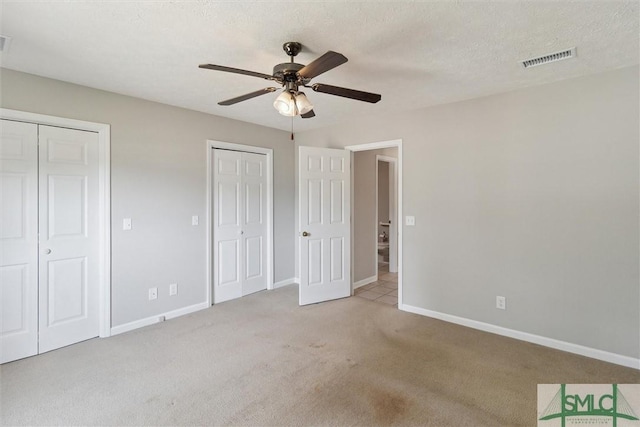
[
  {"xmin": 345, "ymin": 140, "xmax": 402, "ymax": 152},
  {"xmin": 110, "ymin": 302, "xmax": 209, "ymax": 336},
  {"xmin": 206, "ymin": 140, "xmax": 274, "ymax": 306},
  {"xmin": 354, "ymin": 275, "xmax": 378, "ymax": 290},
  {"xmin": 0, "ymin": 108, "xmax": 112, "ymax": 338},
  {"xmin": 346, "ymin": 139, "xmax": 403, "ymax": 307},
  {"xmin": 273, "ymin": 278, "xmax": 298, "ymax": 289},
  {"xmin": 400, "ymin": 304, "xmax": 640, "ymax": 370}
]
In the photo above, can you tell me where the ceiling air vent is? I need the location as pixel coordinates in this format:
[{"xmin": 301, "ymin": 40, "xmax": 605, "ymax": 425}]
[
  {"xmin": 521, "ymin": 47, "xmax": 576, "ymax": 69},
  {"xmin": 0, "ymin": 35, "xmax": 12, "ymax": 52}
]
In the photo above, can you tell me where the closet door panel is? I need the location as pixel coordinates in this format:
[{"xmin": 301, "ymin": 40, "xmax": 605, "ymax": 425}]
[
  {"xmin": 241, "ymin": 152, "xmax": 267, "ymax": 296},
  {"xmin": 38, "ymin": 125, "xmax": 99, "ymax": 354},
  {"xmin": 212, "ymin": 149, "xmax": 243, "ymax": 303},
  {"xmin": 0, "ymin": 120, "xmax": 38, "ymax": 363}
]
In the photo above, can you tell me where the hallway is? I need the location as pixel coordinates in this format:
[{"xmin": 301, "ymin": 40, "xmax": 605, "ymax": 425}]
[{"xmin": 354, "ymin": 263, "xmax": 398, "ymax": 306}]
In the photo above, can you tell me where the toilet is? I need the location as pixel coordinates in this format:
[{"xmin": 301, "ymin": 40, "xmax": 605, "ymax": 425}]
[{"xmin": 378, "ymin": 241, "xmax": 389, "ymax": 263}]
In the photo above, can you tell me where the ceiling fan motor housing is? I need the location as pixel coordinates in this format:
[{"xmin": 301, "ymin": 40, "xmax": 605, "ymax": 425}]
[{"xmin": 272, "ymin": 62, "xmax": 308, "ymax": 85}]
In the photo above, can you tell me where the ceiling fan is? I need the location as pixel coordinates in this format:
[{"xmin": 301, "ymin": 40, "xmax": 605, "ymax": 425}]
[{"xmin": 199, "ymin": 42, "xmax": 381, "ymax": 118}]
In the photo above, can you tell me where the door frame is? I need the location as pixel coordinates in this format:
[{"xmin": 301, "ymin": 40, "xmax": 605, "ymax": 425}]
[
  {"xmin": 205, "ymin": 140, "xmax": 274, "ymax": 305},
  {"xmin": 376, "ymin": 155, "xmax": 398, "ymax": 273},
  {"xmin": 0, "ymin": 108, "xmax": 112, "ymax": 337},
  {"xmin": 345, "ymin": 139, "xmax": 402, "ymax": 306}
]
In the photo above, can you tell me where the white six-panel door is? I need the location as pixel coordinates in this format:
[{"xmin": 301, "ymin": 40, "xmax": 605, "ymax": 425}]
[
  {"xmin": 38, "ymin": 125, "xmax": 100, "ymax": 353},
  {"xmin": 0, "ymin": 120, "xmax": 100, "ymax": 363},
  {"xmin": 298, "ymin": 146, "xmax": 351, "ymax": 305},
  {"xmin": 0, "ymin": 120, "xmax": 39, "ymax": 363},
  {"xmin": 213, "ymin": 149, "xmax": 267, "ymax": 304},
  {"xmin": 241, "ymin": 152, "xmax": 268, "ymax": 296}
]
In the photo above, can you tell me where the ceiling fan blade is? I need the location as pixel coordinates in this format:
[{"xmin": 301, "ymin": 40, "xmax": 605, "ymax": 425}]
[
  {"xmin": 298, "ymin": 51, "xmax": 348, "ymax": 79},
  {"xmin": 218, "ymin": 88, "xmax": 277, "ymax": 106},
  {"xmin": 199, "ymin": 64, "xmax": 275, "ymax": 81},
  {"xmin": 301, "ymin": 109, "xmax": 316, "ymax": 119},
  {"xmin": 312, "ymin": 83, "xmax": 381, "ymax": 103}
]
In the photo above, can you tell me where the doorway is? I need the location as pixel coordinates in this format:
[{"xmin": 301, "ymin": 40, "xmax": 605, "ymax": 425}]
[
  {"xmin": 296, "ymin": 139, "xmax": 402, "ymax": 308},
  {"xmin": 348, "ymin": 145, "xmax": 400, "ymax": 307}
]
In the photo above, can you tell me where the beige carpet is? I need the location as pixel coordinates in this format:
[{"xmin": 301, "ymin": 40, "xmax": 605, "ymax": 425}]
[{"xmin": 1, "ymin": 285, "xmax": 637, "ymax": 426}]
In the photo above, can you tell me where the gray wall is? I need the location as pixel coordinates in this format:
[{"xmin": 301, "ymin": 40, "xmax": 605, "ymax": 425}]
[
  {"xmin": 0, "ymin": 68, "xmax": 295, "ymax": 327},
  {"xmin": 296, "ymin": 66, "xmax": 640, "ymax": 358}
]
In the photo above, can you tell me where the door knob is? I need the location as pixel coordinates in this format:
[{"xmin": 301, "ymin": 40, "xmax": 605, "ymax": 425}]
[
  {"xmin": 44, "ymin": 248, "xmax": 52, "ymax": 254},
  {"xmin": 302, "ymin": 231, "xmax": 309, "ymax": 237}
]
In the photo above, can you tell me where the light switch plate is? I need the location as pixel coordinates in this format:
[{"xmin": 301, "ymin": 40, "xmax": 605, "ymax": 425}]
[
  {"xmin": 405, "ymin": 216, "xmax": 416, "ymax": 226},
  {"xmin": 123, "ymin": 218, "xmax": 132, "ymax": 231},
  {"xmin": 192, "ymin": 215, "xmax": 199, "ymax": 226}
]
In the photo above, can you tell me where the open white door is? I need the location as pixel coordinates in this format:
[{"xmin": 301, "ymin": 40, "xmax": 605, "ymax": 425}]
[{"xmin": 299, "ymin": 146, "xmax": 350, "ymax": 305}]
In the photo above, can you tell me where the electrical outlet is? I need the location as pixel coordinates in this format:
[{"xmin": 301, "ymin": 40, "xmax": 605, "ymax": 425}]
[
  {"xmin": 496, "ymin": 296, "xmax": 506, "ymax": 310},
  {"xmin": 123, "ymin": 218, "xmax": 132, "ymax": 231},
  {"xmin": 192, "ymin": 215, "xmax": 199, "ymax": 226},
  {"xmin": 405, "ymin": 216, "xmax": 416, "ymax": 226},
  {"xmin": 169, "ymin": 283, "xmax": 178, "ymax": 296},
  {"xmin": 149, "ymin": 287, "xmax": 158, "ymax": 301}
]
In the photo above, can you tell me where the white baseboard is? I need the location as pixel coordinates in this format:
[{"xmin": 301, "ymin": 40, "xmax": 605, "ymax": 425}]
[
  {"xmin": 354, "ymin": 275, "xmax": 378, "ymax": 289},
  {"xmin": 273, "ymin": 277, "xmax": 298, "ymax": 289},
  {"xmin": 400, "ymin": 304, "xmax": 640, "ymax": 370},
  {"xmin": 111, "ymin": 301, "xmax": 209, "ymax": 336}
]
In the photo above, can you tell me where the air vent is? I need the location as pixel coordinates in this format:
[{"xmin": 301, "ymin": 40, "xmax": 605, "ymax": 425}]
[
  {"xmin": 0, "ymin": 35, "xmax": 12, "ymax": 52},
  {"xmin": 521, "ymin": 47, "xmax": 576, "ymax": 69}
]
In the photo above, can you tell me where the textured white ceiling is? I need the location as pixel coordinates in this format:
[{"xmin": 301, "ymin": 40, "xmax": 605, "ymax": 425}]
[{"xmin": 1, "ymin": 1, "xmax": 638, "ymax": 132}]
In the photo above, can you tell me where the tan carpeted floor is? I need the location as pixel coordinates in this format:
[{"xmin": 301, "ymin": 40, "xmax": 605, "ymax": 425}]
[{"xmin": 1, "ymin": 285, "xmax": 638, "ymax": 426}]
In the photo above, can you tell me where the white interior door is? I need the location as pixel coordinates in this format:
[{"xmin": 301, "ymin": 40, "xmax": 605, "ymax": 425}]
[
  {"xmin": 38, "ymin": 125, "xmax": 100, "ymax": 353},
  {"xmin": 0, "ymin": 120, "xmax": 39, "ymax": 363},
  {"xmin": 213, "ymin": 149, "xmax": 267, "ymax": 304},
  {"xmin": 299, "ymin": 146, "xmax": 351, "ymax": 305}
]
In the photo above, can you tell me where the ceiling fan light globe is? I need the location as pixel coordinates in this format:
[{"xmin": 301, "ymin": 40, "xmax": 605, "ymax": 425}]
[
  {"xmin": 273, "ymin": 90, "xmax": 297, "ymax": 116},
  {"xmin": 295, "ymin": 92, "xmax": 313, "ymax": 115}
]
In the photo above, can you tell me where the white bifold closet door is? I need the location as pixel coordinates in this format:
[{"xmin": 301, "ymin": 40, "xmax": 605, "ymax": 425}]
[
  {"xmin": 213, "ymin": 149, "xmax": 268, "ymax": 304},
  {"xmin": 0, "ymin": 120, "xmax": 100, "ymax": 364}
]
